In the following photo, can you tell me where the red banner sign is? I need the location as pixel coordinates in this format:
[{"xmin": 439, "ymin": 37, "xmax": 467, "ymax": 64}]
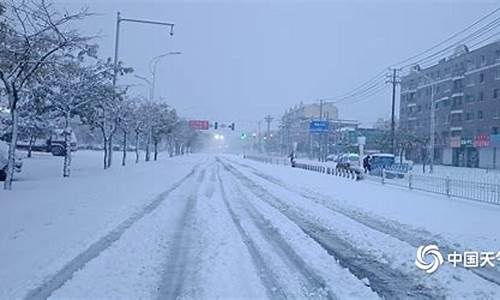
[
  {"xmin": 474, "ymin": 134, "xmax": 490, "ymax": 148},
  {"xmin": 188, "ymin": 120, "xmax": 209, "ymax": 130}
]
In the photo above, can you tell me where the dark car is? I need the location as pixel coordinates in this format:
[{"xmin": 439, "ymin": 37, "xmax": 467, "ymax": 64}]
[{"xmin": 0, "ymin": 141, "xmax": 22, "ymax": 181}]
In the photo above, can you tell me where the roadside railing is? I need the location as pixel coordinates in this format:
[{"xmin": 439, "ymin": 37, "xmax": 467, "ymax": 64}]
[
  {"xmin": 366, "ymin": 169, "xmax": 500, "ymax": 205},
  {"xmin": 243, "ymin": 154, "xmax": 361, "ymax": 180},
  {"xmin": 244, "ymin": 154, "xmax": 500, "ymax": 205}
]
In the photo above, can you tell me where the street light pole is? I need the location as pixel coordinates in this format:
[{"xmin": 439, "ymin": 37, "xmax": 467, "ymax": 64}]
[
  {"xmin": 149, "ymin": 52, "xmax": 181, "ymax": 102},
  {"xmin": 112, "ymin": 11, "xmax": 175, "ymax": 88},
  {"xmin": 429, "ymin": 83, "xmax": 435, "ymax": 174},
  {"xmin": 134, "ymin": 75, "xmax": 153, "ymax": 101},
  {"xmin": 417, "ymin": 71, "xmax": 436, "ymax": 173}
]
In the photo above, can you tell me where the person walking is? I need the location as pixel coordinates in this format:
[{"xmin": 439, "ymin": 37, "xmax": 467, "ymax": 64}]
[
  {"xmin": 289, "ymin": 150, "xmax": 296, "ymax": 167},
  {"xmin": 363, "ymin": 155, "xmax": 371, "ymax": 173}
]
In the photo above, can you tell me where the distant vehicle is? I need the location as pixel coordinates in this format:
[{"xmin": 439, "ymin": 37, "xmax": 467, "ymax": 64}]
[
  {"xmin": 370, "ymin": 153, "xmax": 395, "ymax": 170},
  {"xmin": 17, "ymin": 129, "xmax": 77, "ymax": 156},
  {"xmin": 0, "ymin": 141, "xmax": 22, "ymax": 181},
  {"xmin": 336, "ymin": 153, "xmax": 361, "ymax": 172},
  {"xmin": 369, "ymin": 153, "xmax": 410, "ymax": 178},
  {"xmin": 326, "ymin": 154, "xmax": 338, "ymax": 162}
]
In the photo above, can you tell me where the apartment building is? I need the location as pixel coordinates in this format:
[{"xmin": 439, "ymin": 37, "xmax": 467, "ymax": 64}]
[{"xmin": 400, "ymin": 41, "xmax": 500, "ymax": 168}]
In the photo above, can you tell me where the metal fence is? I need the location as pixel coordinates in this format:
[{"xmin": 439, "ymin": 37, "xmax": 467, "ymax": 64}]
[
  {"xmin": 243, "ymin": 154, "xmax": 500, "ymax": 205},
  {"xmin": 367, "ymin": 169, "xmax": 500, "ymax": 205}
]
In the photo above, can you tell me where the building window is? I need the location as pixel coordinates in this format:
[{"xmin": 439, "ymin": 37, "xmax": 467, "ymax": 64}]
[
  {"xmin": 453, "ymin": 79, "xmax": 463, "ymax": 89},
  {"xmin": 496, "ymin": 67, "xmax": 500, "ymax": 80},
  {"xmin": 493, "ymin": 127, "xmax": 499, "ymax": 134},
  {"xmin": 496, "ymin": 50, "xmax": 500, "ymax": 61},
  {"xmin": 494, "ymin": 89, "xmax": 500, "ymax": 99},
  {"xmin": 466, "ymin": 76, "xmax": 474, "ymax": 86},
  {"xmin": 481, "ymin": 55, "xmax": 486, "ymax": 66},
  {"xmin": 479, "ymin": 73, "xmax": 485, "ymax": 83},
  {"xmin": 478, "ymin": 111, "xmax": 484, "ymax": 120},
  {"xmin": 479, "ymin": 92, "xmax": 484, "ymax": 101},
  {"xmin": 466, "ymin": 95, "xmax": 475, "ymax": 103}
]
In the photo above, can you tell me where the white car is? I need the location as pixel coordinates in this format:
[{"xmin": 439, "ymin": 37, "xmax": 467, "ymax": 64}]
[{"xmin": 0, "ymin": 141, "xmax": 22, "ymax": 181}]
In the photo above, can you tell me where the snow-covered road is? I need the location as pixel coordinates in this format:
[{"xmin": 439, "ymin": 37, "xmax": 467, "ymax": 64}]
[{"xmin": 2, "ymin": 153, "xmax": 500, "ymax": 299}]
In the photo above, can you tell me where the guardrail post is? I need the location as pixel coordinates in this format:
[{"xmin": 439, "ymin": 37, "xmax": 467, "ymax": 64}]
[
  {"xmin": 408, "ymin": 173, "xmax": 413, "ymax": 190},
  {"xmin": 382, "ymin": 168, "xmax": 385, "ymax": 184},
  {"xmin": 445, "ymin": 176, "xmax": 451, "ymax": 197}
]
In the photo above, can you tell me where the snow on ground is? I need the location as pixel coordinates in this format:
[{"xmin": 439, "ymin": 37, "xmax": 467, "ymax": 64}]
[
  {"xmin": 231, "ymin": 155, "xmax": 500, "ymax": 253},
  {"xmin": 225, "ymin": 155, "xmax": 500, "ymax": 298},
  {"xmin": 2, "ymin": 151, "xmax": 500, "ymax": 299},
  {"xmin": 0, "ymin": 150, "xmax": 203, "ymax": 299},
  {"xmin": 411, "ymin": 163, "xmax": 500, "ymax": 183}
]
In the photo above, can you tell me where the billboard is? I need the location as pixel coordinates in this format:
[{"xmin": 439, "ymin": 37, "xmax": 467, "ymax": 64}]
[
  {"xmin": 188, "ymin": 120, "xmax": 209, "ymax": 130},
  {"xmin": 309, "ymin": 120, "xmax": 329, "ymax": 133}
]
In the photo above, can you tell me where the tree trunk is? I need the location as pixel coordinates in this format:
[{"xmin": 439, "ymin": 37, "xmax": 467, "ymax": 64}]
[
  {"xmin": 103, "ymin": 137, "xmax": 108, "ymax": 169},
  {"xmin": 107, "ymin": 135, "xmax": 113, "ymax": 168},
  {"xmin": 63, "ymin": 113, "xmax": 72, "ymax": 177},
  {"xmin": 154, "ymin": 141, "xmax": 158, "ymax": 161},
  {"xmin": 145, "ymin": 127, "xmax": 151, "ymax": 162},
  {"xmin": 27, "ymin": 135, "xmax": 36, "ymax": 158},
  {"xmin": 122, "ymin": 130, "xmax": 127, "ymax": 167},
  {"xmin": 135, "ymin": 130, "xmax": 140, "ymax": 164},
  {"xmin": 4, "ymin": 100, "xmax": 19, "ymax": 190}
]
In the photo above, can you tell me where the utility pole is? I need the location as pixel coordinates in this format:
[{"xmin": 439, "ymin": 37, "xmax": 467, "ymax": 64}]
[
  {"xmin": 258, "ymin": 121, "xmax": 262, "ymax": 153},
  {"xmin": 264, "ymin": 115, "xmax": 273, "ymax": 153},
  {"xmin": 387, "ymin": 68, "xmax": 400, "ymax": 155}
]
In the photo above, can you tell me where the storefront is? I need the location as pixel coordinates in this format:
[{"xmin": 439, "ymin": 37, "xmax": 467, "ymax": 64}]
[
  {"xmin": 448, "ymin": 137, "xmax": 477, "ymax": 167},
  {"xmin": 480, "ymin": 134, "xmax": 500, "ymax": 169}
]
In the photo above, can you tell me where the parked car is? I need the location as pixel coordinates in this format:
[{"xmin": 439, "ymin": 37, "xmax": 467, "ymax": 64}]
[
  {"xmin": 336, "ymin": 153, "xmax": 361, "ymax": 173},
  {"xmin": 369, "ymin": 153, "xmax": 409, "ymax": 178},
  {"xmin": 0, "ymin": 141, "xmax": 22, "ymax": 181},
  {"xmin": 326, "ymin": 154, "xmax": 338, "ymax": 162},
  {"xmin": 16, "ymin": 129, "xmax": 77, "ymax": 156}
]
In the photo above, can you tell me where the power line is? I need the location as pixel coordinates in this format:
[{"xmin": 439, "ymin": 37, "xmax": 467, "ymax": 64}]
[
  {"xmin": 312, "ymin": 6, "xmax": 500, "ymax": 106},
  {"xmin": 400, "ymin": 13, "xmax": 500, "ymax": 69},
  {"xmin": 391, "ymin": 7, "xmax": 500, "ymax": 68}
]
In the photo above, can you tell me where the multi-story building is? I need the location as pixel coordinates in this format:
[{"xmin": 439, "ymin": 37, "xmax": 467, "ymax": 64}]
[
  {"xmin": 400, "ymin": 41, "xmax": 500, "ymax": 168},
  {"xmin": 280, "ymin": 102, "xmax": 355, "ymax": 156}
]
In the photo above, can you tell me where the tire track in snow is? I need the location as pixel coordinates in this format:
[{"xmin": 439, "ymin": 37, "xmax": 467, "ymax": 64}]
[
  {"xmin": 229, "ymin": 181, "xmax": 337, "ymax": 299},
  {"xmin": 219, "ymin": 158, "xmax": 443, "ymax": 299},
  {"xmin": 156, "ymin": 167, "xmax": 208, "ymax": 299},
  {"xmin": 216, "ymin": 166, "xmax": 288, "ymax": 300},
  {"xmin": 226, "ymin": 157, "xmax": 500, "ymax": 286},
  {"xmin": 24, "ymin": 163, "xmax": 202, "ymax": 300}
]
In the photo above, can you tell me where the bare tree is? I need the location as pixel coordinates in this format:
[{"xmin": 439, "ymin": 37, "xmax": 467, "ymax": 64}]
[{"xmin": 0, "ymin": 0, "xmax": 90, "ymax": 189}]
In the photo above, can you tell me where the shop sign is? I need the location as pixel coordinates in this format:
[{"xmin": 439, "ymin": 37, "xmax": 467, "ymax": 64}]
[
  {"xmin": 461, "ymin": 138, "xmax": 473, "ymax": 147},
  {"xmin": 449, "ymin": 136, "xmax": 461, "ymax": 148},
  {"xmin": 473, "ymin": 134, "xmax": 490, "ymax": 148}
]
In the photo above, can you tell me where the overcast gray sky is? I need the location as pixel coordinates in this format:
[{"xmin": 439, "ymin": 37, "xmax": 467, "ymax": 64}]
[{"xmin": 56, "ymin": 0, "xmax": 498, "ymax": 131}]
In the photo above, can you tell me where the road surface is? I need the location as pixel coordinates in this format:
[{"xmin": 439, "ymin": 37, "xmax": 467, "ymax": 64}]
[{"xmin": 2, "ymin": 153, "xmax": 500, "ymax": 299}]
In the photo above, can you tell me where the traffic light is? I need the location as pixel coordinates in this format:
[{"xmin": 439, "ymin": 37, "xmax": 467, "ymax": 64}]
[
  {"xmin": 214, "ymin": 121, "xmax": 218, "ymax": 130},
  {"xmin": 229, "ymin": 123, "xmax": 235, "ymax": 131}
]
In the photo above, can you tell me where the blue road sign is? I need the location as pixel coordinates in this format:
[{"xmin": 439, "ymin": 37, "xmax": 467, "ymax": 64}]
[{"xmin": 309, "ymin": 120, "xmax": 329, "ymax": 133}]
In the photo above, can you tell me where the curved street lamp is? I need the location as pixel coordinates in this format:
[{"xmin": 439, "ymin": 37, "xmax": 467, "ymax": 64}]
[{"xmin": 149, "ymin": 51, "xmax": 182, "ymax": 102}]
